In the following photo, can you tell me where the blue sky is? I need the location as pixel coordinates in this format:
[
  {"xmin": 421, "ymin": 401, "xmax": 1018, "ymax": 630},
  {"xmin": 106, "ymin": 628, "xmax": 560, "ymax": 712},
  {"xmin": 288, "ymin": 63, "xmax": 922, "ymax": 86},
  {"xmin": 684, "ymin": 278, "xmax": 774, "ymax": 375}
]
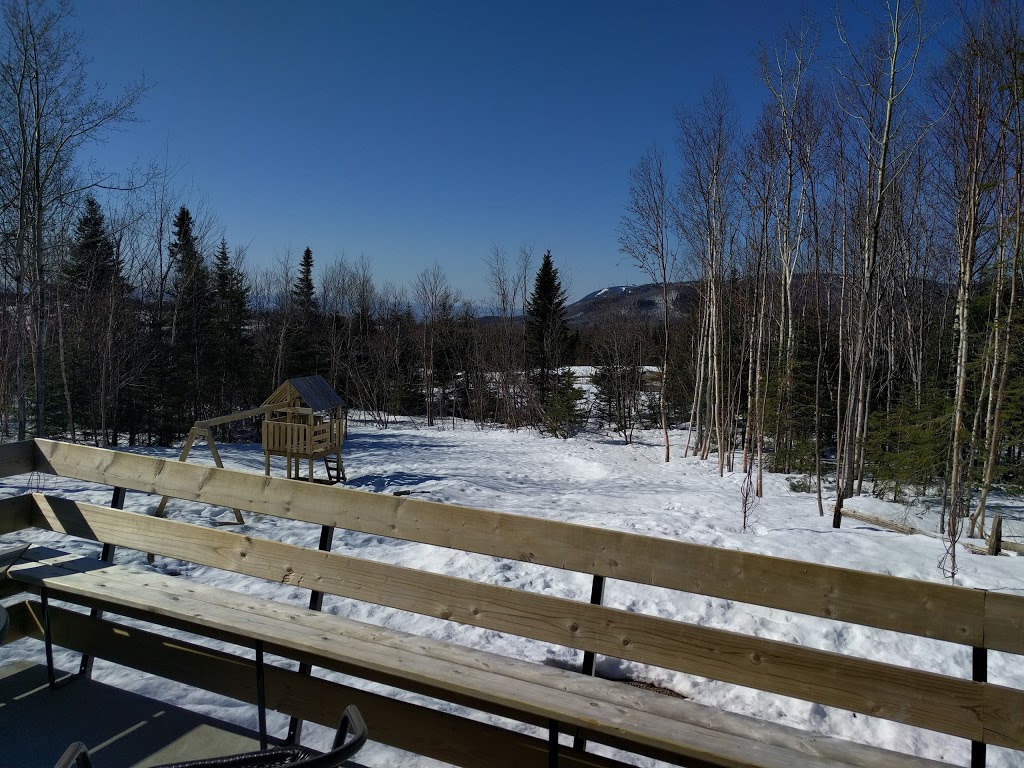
[{"xmin": 75, "ymin": 1, "xmax": 895, "ymax": 303}]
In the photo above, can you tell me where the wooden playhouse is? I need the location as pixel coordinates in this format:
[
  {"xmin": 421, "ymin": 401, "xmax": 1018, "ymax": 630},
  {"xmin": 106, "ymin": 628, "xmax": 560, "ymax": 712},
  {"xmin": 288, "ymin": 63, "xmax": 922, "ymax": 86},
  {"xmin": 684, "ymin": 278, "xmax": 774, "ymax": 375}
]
[{"xmin": 261, "ymin": 375, "xmax": 347, "ymax": 483}]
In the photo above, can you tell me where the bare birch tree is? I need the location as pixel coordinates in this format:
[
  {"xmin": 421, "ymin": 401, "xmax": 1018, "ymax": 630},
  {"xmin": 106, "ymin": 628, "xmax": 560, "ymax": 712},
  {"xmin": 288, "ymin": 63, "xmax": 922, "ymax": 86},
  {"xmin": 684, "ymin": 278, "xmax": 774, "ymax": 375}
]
[
  {"xmin": 0, "ymin": 0, "xmax": 145, "ymax": 437},
  {"xmin": 677, "ymin": 83, "xmax": 741, "ymax": 475},
  {"xmin": 832, "ymin": 0, "xmax": 927, "ymax": 527},
  {"xmin": 619, "ymin": 145, "xmax": 674, "ymax": 461}
]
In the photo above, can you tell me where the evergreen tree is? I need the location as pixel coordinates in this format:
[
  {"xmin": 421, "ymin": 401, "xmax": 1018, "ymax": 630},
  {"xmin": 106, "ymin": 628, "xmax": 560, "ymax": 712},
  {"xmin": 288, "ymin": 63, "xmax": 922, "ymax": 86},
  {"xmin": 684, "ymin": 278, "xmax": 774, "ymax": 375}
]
[
  {"xmin": 865, "ymin": 387, "xmax": 951, "ymax": 501},
  {"xmin": 167, "ymin": 206, "xmax": 213, "ymax": 433},
  {"xmin": 55, "ymin": 195, "xmax": 125, "ymax": 442},
  {"xmin": 287, "ymin": 246, "xmax": 322, "ymax": 377},
  {"xmin": 64, "ymin": 195, "xmax": 118, "ymax": 292},
  {"xmin": 525, "ymin": 250, "xmax": 583, "ymax": 436},
  {"xmin": 211, "ymin": 239, "xmax": 253, "ymax": 431},
  {"xmin": 592, "ymin": 325, "xmax": 647, "ymax": 443}
]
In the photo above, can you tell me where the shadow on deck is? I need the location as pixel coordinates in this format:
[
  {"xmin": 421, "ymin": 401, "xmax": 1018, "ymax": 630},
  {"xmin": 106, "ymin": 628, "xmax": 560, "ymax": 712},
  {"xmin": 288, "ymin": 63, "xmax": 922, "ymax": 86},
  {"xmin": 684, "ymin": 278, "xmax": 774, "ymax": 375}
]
[{"xmin": 0, "ymin": 661, "xmax": 261, "ymax": 768}]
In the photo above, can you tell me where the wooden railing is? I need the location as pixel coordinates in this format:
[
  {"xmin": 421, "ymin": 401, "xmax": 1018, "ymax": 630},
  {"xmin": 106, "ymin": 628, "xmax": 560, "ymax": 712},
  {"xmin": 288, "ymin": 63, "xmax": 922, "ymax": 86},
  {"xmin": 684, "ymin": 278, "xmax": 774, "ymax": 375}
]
[
  {"xmin": 262, "ymin": 418, "xmax": 339, "ymax": 456},
  {"xmin": 1, "ymin": 438, "xmax": 1022, "ymax": 768}
]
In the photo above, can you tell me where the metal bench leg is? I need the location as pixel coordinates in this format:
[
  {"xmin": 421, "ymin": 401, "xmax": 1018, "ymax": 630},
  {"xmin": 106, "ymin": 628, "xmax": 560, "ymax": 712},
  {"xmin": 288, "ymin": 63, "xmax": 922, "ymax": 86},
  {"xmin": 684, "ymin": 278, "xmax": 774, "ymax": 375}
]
[
  {"xmin": 41, "ymin": 585, "xmax": 80, "ymax": 690},
  {"xmin": 972, "ymin": 646, "xmax": 987, "ymax": 768},
  {"xmin": 574, "ymin": 574, "xmax": 605, "ymax": 752},
  {"xmin": 286, "ymin": 523, "xmax": 335, "ymax": 745},
  {"xmin": 549, "ymin": 719, "xmax": 559, "ymax": 768},
  {"xmin": 79, "ymin": 487, "xmax": 122, "ymax": 680},
  {"xmin": 256, "ymin": 640, "xmax": 268, "ymax": 750}
]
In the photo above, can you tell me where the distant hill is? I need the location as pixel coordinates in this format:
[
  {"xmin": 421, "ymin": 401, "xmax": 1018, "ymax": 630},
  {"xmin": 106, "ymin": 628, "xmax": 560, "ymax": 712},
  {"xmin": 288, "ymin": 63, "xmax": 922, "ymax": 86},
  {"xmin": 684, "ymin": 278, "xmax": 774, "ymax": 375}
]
[
  {"xmin": 481, "ymin": 272, "xmax": 949, "ymax": 328},
  {"xmin": 566, "ymin": 282, "xmax": 699, "ymax": 327}
]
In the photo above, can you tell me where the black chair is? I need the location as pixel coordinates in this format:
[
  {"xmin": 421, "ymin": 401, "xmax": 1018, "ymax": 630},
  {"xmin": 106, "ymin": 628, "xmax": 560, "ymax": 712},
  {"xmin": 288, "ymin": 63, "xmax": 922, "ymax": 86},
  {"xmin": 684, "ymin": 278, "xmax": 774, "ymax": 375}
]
[{"xmin": 52, "ymin": 706, "xmax": 368, "ymax": 768}]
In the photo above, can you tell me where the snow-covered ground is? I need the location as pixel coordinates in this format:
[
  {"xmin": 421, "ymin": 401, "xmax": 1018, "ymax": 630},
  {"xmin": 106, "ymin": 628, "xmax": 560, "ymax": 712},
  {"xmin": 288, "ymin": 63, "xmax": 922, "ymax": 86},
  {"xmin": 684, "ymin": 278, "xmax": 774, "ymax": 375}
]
[{"xmin": 1, "ymin": 419, "xmax": 1022, "ymax": 767}]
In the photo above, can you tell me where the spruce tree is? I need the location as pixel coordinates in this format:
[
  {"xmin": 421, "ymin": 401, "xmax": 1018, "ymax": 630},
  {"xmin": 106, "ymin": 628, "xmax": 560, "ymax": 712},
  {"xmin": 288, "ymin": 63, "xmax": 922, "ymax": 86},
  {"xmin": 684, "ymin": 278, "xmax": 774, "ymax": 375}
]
[
  {"xmin": 287, "ymin": 246, "xmax": 322, "ymax": 378},
  {"xmin": 211, "ymin": 239, "xmax": 253, "ymax": 427},
  {"xmin": 57, "ymin": 195, "xmax": 124, "ymax": 441},
  {"xmin": 64, "ymin": 195, "xmax": 118, "ymax": 292},
  {"xmin": 525, "ymin": 250, "xmax": 582, "ymax": 436},
  {"xmin": 167, "ymin": 206, "xmax": 213, "ymax": 433}
]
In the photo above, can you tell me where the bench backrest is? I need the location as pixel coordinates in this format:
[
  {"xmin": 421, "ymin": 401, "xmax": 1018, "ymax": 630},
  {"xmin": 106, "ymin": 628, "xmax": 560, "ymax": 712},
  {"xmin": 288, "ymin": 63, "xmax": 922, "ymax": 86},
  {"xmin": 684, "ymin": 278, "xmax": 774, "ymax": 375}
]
[{"xmin": 3, "ymin": 438, "xmax": 1024, "ymax": 754}]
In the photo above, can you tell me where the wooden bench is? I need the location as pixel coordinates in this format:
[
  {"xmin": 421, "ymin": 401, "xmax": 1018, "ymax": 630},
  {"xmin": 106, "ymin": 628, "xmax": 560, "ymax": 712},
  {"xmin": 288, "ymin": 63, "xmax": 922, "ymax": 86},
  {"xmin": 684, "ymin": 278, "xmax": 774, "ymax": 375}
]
[{"xmin": 0, "ymin": 438, "xmax": 1022, "ymax": 768}]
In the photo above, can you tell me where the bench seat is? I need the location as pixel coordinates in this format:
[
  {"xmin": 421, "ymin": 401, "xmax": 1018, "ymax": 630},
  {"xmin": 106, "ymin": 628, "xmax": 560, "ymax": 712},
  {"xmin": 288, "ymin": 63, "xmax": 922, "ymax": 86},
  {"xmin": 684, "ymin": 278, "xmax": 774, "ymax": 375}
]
[{"xmin": 7, "ymin": 546, "xmax": 949, "ymax": 768}]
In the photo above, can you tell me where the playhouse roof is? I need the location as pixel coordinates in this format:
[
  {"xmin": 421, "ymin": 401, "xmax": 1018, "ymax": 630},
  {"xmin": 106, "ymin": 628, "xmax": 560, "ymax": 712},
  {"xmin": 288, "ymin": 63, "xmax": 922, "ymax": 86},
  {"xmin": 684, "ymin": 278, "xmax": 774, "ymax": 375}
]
[{"xmin": 262, "ymin": 375, "xmax": 347, "ymax": 412}]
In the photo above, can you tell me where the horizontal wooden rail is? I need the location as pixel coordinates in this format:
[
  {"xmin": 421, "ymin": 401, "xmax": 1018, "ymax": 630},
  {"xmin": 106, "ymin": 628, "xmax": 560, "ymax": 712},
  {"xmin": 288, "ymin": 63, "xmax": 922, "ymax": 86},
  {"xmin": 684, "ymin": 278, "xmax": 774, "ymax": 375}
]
[
  {"xmin": 31, "ymin": 439, "xmax": 1019, "ymax": 654},
  {"xmin": 25, "ymin": 494, "xmax": 1024, "ymax": 749},
  {"xmin": 9, "ymin": 558, "xmax": 947, "ymax": 768},
  {"xmin": 0, "ymin": 441, "xmax": 35, "ymax": 479},
  {"xmin": 195, "ymin": 405, "xmax": 276, "ymax": 429},
  {"xmin": 15, "ymin": 601, "xmax": 623, "ymax": 768},
  {"xmin": 0, "ymin": 494, "xmax": 34, "ymax": 534}
]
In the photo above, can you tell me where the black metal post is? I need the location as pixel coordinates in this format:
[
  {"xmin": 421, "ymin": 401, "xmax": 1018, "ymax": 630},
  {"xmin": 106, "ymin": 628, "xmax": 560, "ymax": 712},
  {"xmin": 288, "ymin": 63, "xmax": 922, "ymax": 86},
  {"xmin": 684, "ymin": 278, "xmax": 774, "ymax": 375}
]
[
  {"xmin": 579, "ymin": 575, "xmax": 605, "ymax": 678},
  {"xmin": 79, "ymin": 488, "xmax": 123, "ymax": 679},
  {"xmin": 41, "ymin": 585, "xmax": 77, "ymax": 689},
  {"xmin": 972, "ymin": 646, "xmax": 987, "ymax": 768},
  {"xmin": 286, "ymin": 524, "xmax": 335, "ymax": 745},
  {"xmin": 256, "ymin": 640, "xmax": 268, "ymax": 750},
  {"xmin": 549, "ymin": 719, "xmax": 560, "ymax": 768},
  {"xmin": 573, "ymin": 574, "xmax": 605, "ymax": 752}
]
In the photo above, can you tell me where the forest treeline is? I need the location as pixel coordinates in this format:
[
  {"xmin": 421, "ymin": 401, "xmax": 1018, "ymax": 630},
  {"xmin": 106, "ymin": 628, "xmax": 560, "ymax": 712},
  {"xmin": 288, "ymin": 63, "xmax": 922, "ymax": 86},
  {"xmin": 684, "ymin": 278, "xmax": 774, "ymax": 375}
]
[{"xmin": 2, "ymin": 1, "xmax": 1023, "ymax": 574}]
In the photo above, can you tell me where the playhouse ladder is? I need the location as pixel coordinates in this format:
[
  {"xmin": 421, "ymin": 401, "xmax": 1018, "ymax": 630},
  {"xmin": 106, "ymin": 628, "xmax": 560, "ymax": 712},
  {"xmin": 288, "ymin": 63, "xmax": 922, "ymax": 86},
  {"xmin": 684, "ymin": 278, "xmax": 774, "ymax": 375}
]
[{"xmin": 324, "ymin": 454, "xmax": 346, "ymax": 484}]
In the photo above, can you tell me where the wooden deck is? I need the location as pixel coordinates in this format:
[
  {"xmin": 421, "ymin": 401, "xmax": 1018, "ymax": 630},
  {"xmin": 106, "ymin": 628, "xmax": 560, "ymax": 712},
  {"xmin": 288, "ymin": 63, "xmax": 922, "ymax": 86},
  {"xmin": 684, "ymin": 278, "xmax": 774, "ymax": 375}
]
[{"xmin": 0, "ymin": 661, "xmax": 263, "ymax": 768}]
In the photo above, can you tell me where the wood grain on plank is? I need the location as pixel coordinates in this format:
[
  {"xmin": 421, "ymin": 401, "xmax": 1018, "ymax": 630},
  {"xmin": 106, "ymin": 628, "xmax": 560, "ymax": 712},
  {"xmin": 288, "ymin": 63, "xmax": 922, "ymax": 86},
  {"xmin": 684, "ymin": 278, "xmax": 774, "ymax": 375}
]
[
  {"xmin": 0, "ymin": 440, "xmax": 34, "ymax": 479},
  {"xmin": 30, "ymin": 603, "xmax": 625, "ymax": 768},
  {"xmin": 0, "ymin": 494, "xmax": 32, "ymax": 534},
  {"xmin": 985, "ymin": 591, "xmax": 1024, "ymax": 656},
  {"xmin": 16, "ymin": 516, "xmax": 1022, "ymax": 752},
  {"xmin": 32, "ymin": 440, "xmax": 1000, "ymax": 649},
  {"xmin": 15, "ymin": 561, "xmax": 948, "ymax": 768}
]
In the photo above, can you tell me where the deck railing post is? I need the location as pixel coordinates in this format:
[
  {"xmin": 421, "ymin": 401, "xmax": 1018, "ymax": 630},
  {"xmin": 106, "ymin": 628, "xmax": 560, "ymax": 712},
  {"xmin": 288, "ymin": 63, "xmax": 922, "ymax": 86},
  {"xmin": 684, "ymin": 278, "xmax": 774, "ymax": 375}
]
[
  {"xmin": 972, "ymin": 646, "xmax": 987, "ymax": 768},
  {"xmin": 286, "ymin": 523, "xmax": 336, "ymax": 745},
  {"xmin": 78, "ymin": 486, "xmax": 123, "ymax": 679},
  {"xmin": 572, "ymin": 574, "xmax": 605, "ymax": 752},
  {"xmin": 256, "ymin": 640, "xmax": 268, "ymax": 750}
]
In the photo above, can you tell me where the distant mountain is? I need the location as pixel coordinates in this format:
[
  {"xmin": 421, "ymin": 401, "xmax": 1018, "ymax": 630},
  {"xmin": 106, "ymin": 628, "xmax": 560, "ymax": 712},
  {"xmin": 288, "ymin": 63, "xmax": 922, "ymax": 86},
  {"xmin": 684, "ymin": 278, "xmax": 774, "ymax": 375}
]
[
  {"xmin": 566, "ymin": 282, "xmax": 699, "ymax": 327},
  {"xmin": 487, "ymin": 273, "xmax": 901, "ymax": 328}
]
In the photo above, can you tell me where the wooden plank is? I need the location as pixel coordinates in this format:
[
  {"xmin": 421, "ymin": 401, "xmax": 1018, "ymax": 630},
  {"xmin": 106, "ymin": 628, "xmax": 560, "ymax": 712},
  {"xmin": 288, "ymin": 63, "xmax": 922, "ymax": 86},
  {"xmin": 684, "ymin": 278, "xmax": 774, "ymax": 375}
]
[
  {"xmin": 28, "ymin": 603, "xmax": 626, "ymax": 768},
  {"xmin": 32, "ymin": 440, "xmax": 999, "ymax": 650},
  {"xmin": 1, "ymin": 599, "xmax": 42, "ymax": 643},
  {"xmin": 0, "ymin": 494, "xmax": 33, "ymax": 534},
  {"xmin": 18, "ymin": 508, "xmax": 1021, "ymax": 753},
  {"xmin": 200, "ymin": 430, "xmax": 244, "ymax": 524},
  {"xmin": 10, "ymin": 551, "xmax": 554, "ymax": 731},
  {"xmin": 986, "ymin": 591, "xmax": 1024, "ymax": 656},
  {"xmin": 13, "ymin": 560, "xmax": 947, "ymax": 768},
  {"xmin": 155, "ymin": 428, "xmax": 199, "ymax": 518},
  {"xmin": 195, "ymin": 405, "xmax": 275, "ymax": 429},
  {"xmin": 64, "ymin": 569, "xmax": 955, "ymax": 768},
  {"xmin": 0, "ymin": 440, "xmax": 35, "ymax": 478}
]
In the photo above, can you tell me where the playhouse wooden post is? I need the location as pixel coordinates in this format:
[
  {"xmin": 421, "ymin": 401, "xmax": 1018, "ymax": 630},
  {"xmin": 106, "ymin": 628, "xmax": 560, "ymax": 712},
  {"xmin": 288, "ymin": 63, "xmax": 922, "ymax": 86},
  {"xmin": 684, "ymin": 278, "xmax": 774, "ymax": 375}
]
[
  {"xmin": 203, "ymin": 431, "xmax": 245, "ymax": 524},
  {"xmin": 155, "ymin": 428, "xmax": 199, "ymax": 517},
  {"xmin": 156, "ymin": 427, "xmax": 244, "ymax": 524}
]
